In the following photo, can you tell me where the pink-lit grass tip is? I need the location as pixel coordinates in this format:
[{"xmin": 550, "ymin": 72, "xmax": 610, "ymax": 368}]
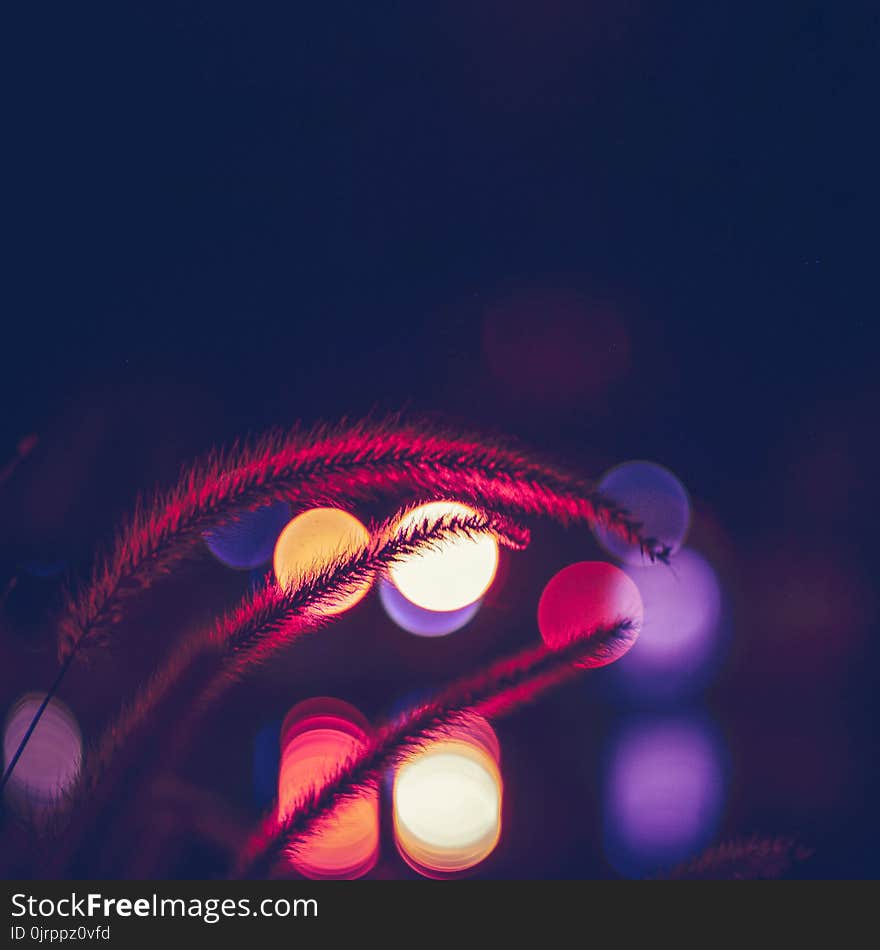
[{"xmin": 538, "ymin": 561, "xmax": 644, "ymax": 667}]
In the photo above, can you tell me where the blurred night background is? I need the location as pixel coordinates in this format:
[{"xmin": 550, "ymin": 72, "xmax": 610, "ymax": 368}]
[{"xmin": 1, "ymin": 3, "xmax": 877, "ymax": 878}]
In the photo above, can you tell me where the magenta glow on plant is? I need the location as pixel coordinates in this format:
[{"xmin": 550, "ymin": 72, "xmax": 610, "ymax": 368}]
[
  {"xmin": 59, "ymin": 417, "xmax": 667, "ymax": 666},
  {"xmin": 594, "ymin": 461, "xmax": 690, "ymax": 565},
  {"xmin": 603, "ymin": 717, "xmax": 726, "ymax": 877},
  {"xmin": 388, "ymin": 501, "xmax": 499, "ymax": 612},
  {"xmin": 277, "ymin": 698, "xmax": 379, "ymax": 880},
  {"xmin": 236, "ymin": 621, "xmax": 635, "ymax": 878},
  {"xmin": 616, "ymin": 548, "xmax": 724, "ymax": 698},
  {"xmin": 392, "ymin": 714, "xmax": 502, "ymax": 878},
  {"xmin": 537, "ymin": 561, "xmax": 643, "ymax": 667},
  {"xmin": 379, "ymin": 578, "xmax": 482, "ymax": 637}
]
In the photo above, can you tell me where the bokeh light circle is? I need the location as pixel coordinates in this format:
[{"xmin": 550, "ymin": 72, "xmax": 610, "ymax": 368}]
[
  {"xmin": 203, "ymin": 501, "xmax": 292, "ymax": 570},
  {"xmin": 615, "ymin": 548, "xmax": 725, "ymax": 698},
  {"xmin": 273, "ymin": 508, "xmax": 372, "ymax": 615},
  {"xmin": 379, "ymin": 578, "xmax": 482, "ymax": 637},
  {"xmin": 393, "ymin": 715, "xmax": 502, "ymax": 877},
  {"xmin": 595, "ymin": 461, "xmax": 690, "ymax": 565},
  {"xmin": 388, "ymin": 502, "xmax": 499, "ymax": 612},
  {"xmin": 603, "ymin": 716, "xmax": 726, "ymax": 877},
  {"xmin": 3, "ymin": 693, "xmax": 82, "ymax": 815},
  {"xmin": 537, "ymin": 561, "xmax": 643, "ymax": 667},
  {"xmin": 278, "ymin": 698, "xmax": 379, "ymax": 880}
]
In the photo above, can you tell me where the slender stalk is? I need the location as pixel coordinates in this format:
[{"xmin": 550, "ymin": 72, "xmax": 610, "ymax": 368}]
[
  {"xmin": 59, "ymin": 417, "xmax": 667, "ymax": 664},
  {"xmin": 0, "ymin": 652, "xmax": 76, "ymax": 794},
  {"xmin": 49, "ymin": 506, "xmax": 527, "ymax": 875},
  {"xmin": 235, "ymin": 620, "xmax": 637, "ymax": 879}
]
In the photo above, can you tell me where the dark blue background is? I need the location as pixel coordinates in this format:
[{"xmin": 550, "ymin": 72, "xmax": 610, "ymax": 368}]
[{"xmin": 2, "ymin": 3, "xmax": 877, "ymax": 877}]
